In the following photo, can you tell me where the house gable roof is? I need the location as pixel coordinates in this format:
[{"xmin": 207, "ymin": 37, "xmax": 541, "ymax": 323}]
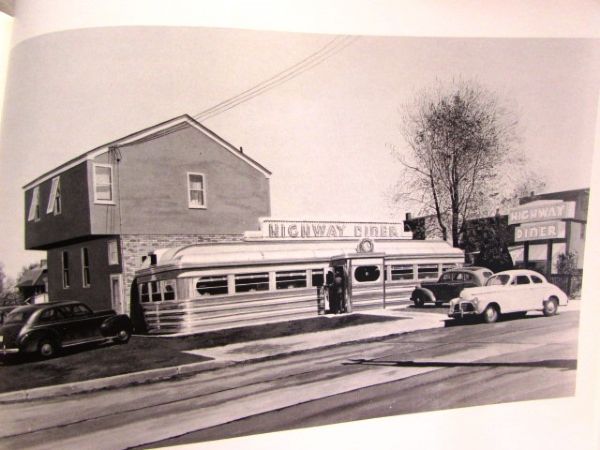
[{"xmin": 23, "ymin": 114, "xmax": 271, "ymax": 190}]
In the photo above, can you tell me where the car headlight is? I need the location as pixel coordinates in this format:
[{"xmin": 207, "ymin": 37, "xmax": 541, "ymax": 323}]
[{"xmin": 471, "ymin": 297, "xmax": 479, "ymax": 307}]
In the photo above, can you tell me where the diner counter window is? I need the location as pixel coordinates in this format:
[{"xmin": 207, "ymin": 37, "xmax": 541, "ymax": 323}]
[
  {"xmin": 391, "ymin": 264, "xmax": 414, "ymax": 280},
  {"xmin": 195, "ymin": 276, "xmax": 228, "ymax": 296},
  {"xmin": 276, "ymin": 270, "xmax": 307, "ymax": 289},
  {"xmin": 235, "ymin": 273, "xmax": 269, "ymax": 293},
  {"xmin": 418, "ymin": 264, "xmax": 439, "ymax": 279}
]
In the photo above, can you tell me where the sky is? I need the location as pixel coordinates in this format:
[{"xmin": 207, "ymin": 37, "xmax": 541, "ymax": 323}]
[{"xmin": 0, "ymin": 26, "xmax": 598, "ymax": 279}]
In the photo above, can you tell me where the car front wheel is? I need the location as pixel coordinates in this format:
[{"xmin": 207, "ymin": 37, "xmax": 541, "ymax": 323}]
[
  {"xmin": 114, "ymin": 328, "xmax": 131, "ymax": 344},
  {"xmin": 482, "ymin": 305, "xmax": 499, "ymax": 323},
  {"xmin": 38, "ymin": 338, "xmax": 58, "ymax": 358},
  {"xmin": 543, "ymin": 298, "xmax": 558, "ymax": 316}
]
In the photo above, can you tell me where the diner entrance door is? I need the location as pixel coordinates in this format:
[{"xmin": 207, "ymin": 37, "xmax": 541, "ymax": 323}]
[{"xmin": 329, "ymin": 252, "xmax": 387, "ymax": 313}]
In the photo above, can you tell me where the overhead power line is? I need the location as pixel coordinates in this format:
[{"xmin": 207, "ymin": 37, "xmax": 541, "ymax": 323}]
[{"xmin": 193, "ymin": 35, "xmax": 359, "ymax": 122}]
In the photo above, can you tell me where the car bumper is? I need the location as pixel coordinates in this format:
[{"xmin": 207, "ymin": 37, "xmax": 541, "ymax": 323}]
[
  {"xmin": 448, "ymin": 302, "xmax": 478, "ymax": 318},
  {"xmin": 1, "ymin": 346, "xmax": 19, "ymax": 355}
]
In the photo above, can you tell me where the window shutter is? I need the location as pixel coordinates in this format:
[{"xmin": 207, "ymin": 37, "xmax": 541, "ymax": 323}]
[
  {"xmin": 28, "ymin": 186, "xmax": 40, "ymax": 221},
  {"xmin": 46, "ymin": 177, "xmax": 60, "ymax": 213}
]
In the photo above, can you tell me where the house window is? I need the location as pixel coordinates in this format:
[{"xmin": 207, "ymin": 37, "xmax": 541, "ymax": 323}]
[
  {"xmin": 28, "ymin": 186, "xmax": 40, "ymax": 221},
  {"xmin": 62, "ymin": 251, "xmax": 70, "ymax": 288},
  {"xmin": 81, "ymin": 248, "xmax": 91, "ymax": 287},
  {"xmin": 187, "ymin": 172, "xmax": 206, "ymax": 208},
  {"xmin": 108, "ymin": 240, "xmax": 119, "ymax": 265},
  {"xmin": 46, "ymin": 176, "xmax": 62, "ymax": 215},
  {"xmin": 94, "ymin": 164, "xmax": 114, "ymax": 203}
]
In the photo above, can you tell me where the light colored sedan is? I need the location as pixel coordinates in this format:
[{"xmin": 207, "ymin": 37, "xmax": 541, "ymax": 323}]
[{"xmin": 448, "ymin": 269, "xmax": 568, "ymax": 323}]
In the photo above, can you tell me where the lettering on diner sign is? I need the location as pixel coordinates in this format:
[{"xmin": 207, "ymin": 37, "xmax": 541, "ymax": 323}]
[
  {"xmin": 508, "ymin": 201, "xmax": 575, "ymax": 225},
  {"xmin": 262, "ymin": 220, "xmax": 411, "ymax": 240},
  {"xmin": 514, "ymin": 221, "xmax": 566, "ymax": 242}
]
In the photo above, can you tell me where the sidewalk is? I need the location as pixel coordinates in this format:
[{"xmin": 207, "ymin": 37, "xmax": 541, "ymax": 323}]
[{"xmin": 0, "ymin": 301, "xmax": 580, "ymax": 403}]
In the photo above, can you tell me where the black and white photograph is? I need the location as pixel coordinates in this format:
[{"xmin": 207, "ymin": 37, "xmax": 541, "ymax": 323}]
[{"xmin": 0, "ymin": 1, "xmax": 599, "ymax": 449}]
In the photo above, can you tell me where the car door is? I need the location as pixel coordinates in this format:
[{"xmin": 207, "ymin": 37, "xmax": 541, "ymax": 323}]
[
  {"xmin": 69, "ymin": 303, "xmax": 104, "ymax": 341},
  {"xmin": 449, "ymin": 272, "xmax": 466, "ymax": 298},
  {"xmin": 433, "ymin": 271, "xmax": 454, "ymax": 301},
  {"xmin": 505, "ymin": 275, "xmax": 534, "ymax": 312}
]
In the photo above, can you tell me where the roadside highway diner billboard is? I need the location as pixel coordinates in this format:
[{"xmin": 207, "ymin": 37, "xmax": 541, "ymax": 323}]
[
  {"xmin": 514, "ymin": 220, "xmax": 566, "ymax": 243},
  {"xmin": 509, "ymin": 200, "xmax": 574, "ymax": 243},
  {"xmin": 256, "ymin": 219, "xmax": 412, "ymax": 240},
  {"xmin": 508, "ymin": 200, "xmax": 575, "ymax": 225}
]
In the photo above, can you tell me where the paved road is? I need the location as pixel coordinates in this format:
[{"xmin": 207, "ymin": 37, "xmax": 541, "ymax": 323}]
[{"xmin": 0, "ymin": 311, "xmax": 578, "ymax": 450}]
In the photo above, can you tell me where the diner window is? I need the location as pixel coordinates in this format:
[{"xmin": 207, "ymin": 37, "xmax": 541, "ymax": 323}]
[
  {"xmin": 140, "ymin": 283, "xmax": 150, "ymax": 302},
  {"xmin": 150, "ymin": 281, "xmax": 162, "ymax": 302},
  {"xmin": 354, "ymin": 266, "xmax": 381, "ymax": 283},
  {"xmin": 196, "ymin": 275, "xmax": 228, "ymax": 296},
  {"xmin": 418, "ymin": 264, "xmax": 438, "ymax": 280},
  {"xmin": 94, "ymin": 164, "xmax": 114, "ymax": 203},
  {"xmin": 46, "ymin": 176, "xmax": 62, "ymax": 215},
  {"xmin": 441, "ymin": 264, "xmax": 456, "ymax": 272},
  {"xmin": 188, "ymin": 172, "xmax": 206, "ymax": 208},
  {"xmin": 391, "ymin": 265, "xmax": 413, "ymax": 280},
  {"xmin": 235, "ymin": 272, "xmax": 269, "ymax": 293},
  {"xmin": 108, "ymin": 240, "xmax": 119, "ymax": 265},
  {"xmin": 28, "ymin": 186, "xmax": 40, "ymax": 222},
  {"xmin": 162, "ymin": 280, "xmax": 176, "ymax": 301},
  {"xmin": 62, "ymin": 251, "xmax": 70, "ymax": 288},
  {"xmin": 276, "ymin": 270, "xmax": 307, "ymax": 289},
  {"xmin": 81, "ymin": 247, "xmax": 91, "ymax": 288},
  {"xmin": 311, "ymin": 269, "xmax": 324, "ymax": 287}
]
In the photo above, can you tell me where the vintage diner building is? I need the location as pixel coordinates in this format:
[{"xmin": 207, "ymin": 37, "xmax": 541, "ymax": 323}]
[{"xmin": 23, "ymin": 114, "xmax": 464, "ymax": 333}]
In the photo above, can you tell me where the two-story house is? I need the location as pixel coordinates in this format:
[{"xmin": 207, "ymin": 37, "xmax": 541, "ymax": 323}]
[{"xmin": 24, "ymin": 115, "xmax": 271, "ymax": 314}]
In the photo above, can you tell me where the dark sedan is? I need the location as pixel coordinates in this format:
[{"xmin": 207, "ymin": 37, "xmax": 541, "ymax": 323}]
[
  {"xmin": 0, "ymin": 301, "xmax": 133, "ymax": 358},
  {"xmin": 410, "ymin": 266, "xmax": 493, "ymax": 307},
  {"xmin": 0, "ymin": 299, "xmax": 25, "ymax": 325}
]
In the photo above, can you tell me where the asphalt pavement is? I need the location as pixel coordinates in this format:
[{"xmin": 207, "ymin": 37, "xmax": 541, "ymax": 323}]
[{"xmin": 0, "ymin": 301, "xmax": 580, "ymax": 403}]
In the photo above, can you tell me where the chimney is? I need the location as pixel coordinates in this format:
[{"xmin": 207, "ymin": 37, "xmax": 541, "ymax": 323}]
[
  {"xmin": 405, "ymin": 212, "xmax": 412, "ymax": 221},
  {"xmin": 239, "ymin": 146, "xmax": 243, "ymax": 153}
]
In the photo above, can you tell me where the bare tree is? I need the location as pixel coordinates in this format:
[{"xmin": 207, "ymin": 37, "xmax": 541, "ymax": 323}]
[{"xmin": 393, "ymin": 79, "xmax": 525, "ymax": 246}]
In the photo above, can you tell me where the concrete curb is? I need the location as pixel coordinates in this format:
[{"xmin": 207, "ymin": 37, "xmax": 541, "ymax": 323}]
[{"xmin": 0, "ymin": 360, "xmax": 233, "ymax": 403}]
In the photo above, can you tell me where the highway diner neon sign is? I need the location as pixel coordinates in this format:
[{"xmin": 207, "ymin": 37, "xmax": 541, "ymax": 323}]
[
  {"xmin": 509, "ymin": 200, "xmax": 575, "ymax": 242},
  {"xmin": 258, "ymin": 219, "xmax": 412, "ymax": 240}
]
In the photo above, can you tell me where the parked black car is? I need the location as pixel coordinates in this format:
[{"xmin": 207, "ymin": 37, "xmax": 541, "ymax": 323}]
[
  {"xmin": 0, "ymin": 299, "xmax": 25, "ymax": 325},
  {"xmin": 410, "ymin": 266, "xmax": 493, "ymax": 307},
  {"xmin": 0, "ymin": 301, "xmax": 133, "ymax": 358}
]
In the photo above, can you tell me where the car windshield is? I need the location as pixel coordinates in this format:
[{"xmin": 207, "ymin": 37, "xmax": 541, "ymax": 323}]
[
  {"xmin": 4, "ymin": 309, "xmax": 35, "ymax": 325},
  {"xmin": 486, "ymin": 274, "xmax": 511, "ymax": 286}
]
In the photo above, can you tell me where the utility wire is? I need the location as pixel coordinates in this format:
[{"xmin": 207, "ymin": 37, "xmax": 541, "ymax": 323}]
[{"xmin": 193, "ymin": 35, "xmax": 359, "ymax": 122}]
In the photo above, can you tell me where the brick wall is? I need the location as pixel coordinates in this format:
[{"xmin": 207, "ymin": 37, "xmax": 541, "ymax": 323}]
[{"xmin": 119, "ymin": 233, "xmax": 244, "ymax": 314}]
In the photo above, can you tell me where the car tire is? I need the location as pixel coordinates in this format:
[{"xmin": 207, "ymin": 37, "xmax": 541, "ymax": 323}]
[
  {"xmin": 114, "ymin": 328, "xmax": 131, "ymax": 344},
  {"xmin": 543, "ymin": 298, "xmax": 558, "ymax": 317},
  {"xmin": 414, "ymin": 295, "xmax": 425, "ymax": 308},
  {"xmin": 38, "ymin": 338, "xmax": 58, "ymax": 358},
  {"xmin": 482, "ymin": 305, "xmax": 499, "ymax": 323}
]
